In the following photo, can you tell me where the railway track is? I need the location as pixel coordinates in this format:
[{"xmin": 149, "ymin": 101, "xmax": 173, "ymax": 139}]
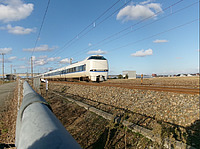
[{"xmin": 51, "ymin": 81, "xmax": 199, "ymax": 95}]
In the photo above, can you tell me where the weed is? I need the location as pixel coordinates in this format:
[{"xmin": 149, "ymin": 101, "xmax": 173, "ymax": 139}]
[{"xmin": 2, "ymin": 129, "xmax": 8, "ymax": 133}]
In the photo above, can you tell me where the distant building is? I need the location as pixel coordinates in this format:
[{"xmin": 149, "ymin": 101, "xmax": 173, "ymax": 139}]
[
  {"xmin": 122, "ymin": 71, "xmax": 136, "ymax": 79},
  {"xmin": 6, "ymin": 74, "xmax": 16, "ymax": 80},
  {"xmin": 152, "ymin": 74, "xmax": 157, "ymax": 77},
  {"xmin": 108, "ymin": 75, "xmax": 118, "ymax": 79},
  {"xmin": 180, "ymin": 74, "xmax": 186, "ymax": 77}
]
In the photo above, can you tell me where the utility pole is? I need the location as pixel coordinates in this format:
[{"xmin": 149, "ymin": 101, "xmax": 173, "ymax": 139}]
[
  {"xmin": 14, "ymin": 69, "xmax": 16, "ymax": 76},
  {"xmin": 1, "ymin": 53, "xmax": 5, "ymax": 82},
  {"xmin": 70, "ymin": 58, "xmax": 72, "ymax": 64},
  {"xmin": 31, "ymin": 56, "xmax": 33, "ymax": 85},
  {"xmin": 11, "ymin": 64, "xmax": 12, "ymax": 74},
  {"xmin": 26, "ymin": 71, "xmax": 28, "ymax": 79}
]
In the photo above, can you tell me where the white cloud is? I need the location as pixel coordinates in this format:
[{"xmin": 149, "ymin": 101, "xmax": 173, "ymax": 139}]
[
  {"xmin": 116, "ymin": 1, "xmax": 162, "ymax": 22},
  {"xmin": 59, "ymin": 58, "xmax": 71, "ymax": 64},
  {"xmin": 88, "ymin": 43, "xmax": 92, "ymax": 46},
  {"xmin": 31, "ymin": 56, "xmax": 36, "ymax": 61},
  {"xmin": 31, "ymin": 56, "xmax": 61, "ymax": 66},
  {"xmin": 87, "ymin": 49, "xmax": 107, "ymax": 55},
  {"xmin": 140, "ymin": 0, "xmax": 152, "ymax": 5},
  {"xmin": 37, "ymin": 55, "xmax": 48, "ymax": 59},
  {"xmin": 34, "ymin": 59, "xmax": 47, "ymax": 66},
  {"xmin": 0, "ymin": 47, "xmax": 12, "ymax": 54},
  {"xmin": 19, "ymin": 65, "xmax": 28, "ymax": 69},
  {"xmin": 153, "ymin": 39, "xmax": 168, "ymax": 43},
  {"xmin": 131, "ymin": 49, "xmax": 153, "ymax": 57},
  {"xmin": 23, "ymin": 45, "xmax": 57, "ymax": 52},
  {"xmin": 47, "ymin": 57, "xmax": 60, "ymax": 62},
  {"xmin": 0, "ymin": 0, "xmax": 34, "ymax": 22},
  {"xmin": 40, "ymin": 67, "xmax": 53, "ymax": 72},
  {"xmin": 1, "ymin": 24, "xmax": 36, "ymax": 34},
  {"xmin": 19, "ymin": 57, "xmax": 26, "ymax": 61},
  {"xmin": 8, "ymin": 56, "xmax": 17, "ymax": 60},
  {"xmin": 0, "ymin": 56, "xmax": 17, "ymax": 62}
]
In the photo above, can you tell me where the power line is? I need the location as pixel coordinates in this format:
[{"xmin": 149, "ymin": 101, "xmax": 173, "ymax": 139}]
[
  {"xmin": 65, "ymin": 0, "xmax": 122, "ymax": 44},
  {"xmin": 109, "ymin": 18, "xmax": 199, "ymax": 52},
  {"xmin": 49, "ymin": 0, "xmax": 131, "ymax": 58},
  {"xmin": 67, "ymin": 17, "xmax": 199, "ymax": 71},
  {"xmin": 39, "ymin": 18, "xmax": 198, "ymax": 74},
  {"xmin": 75, "ymin": 0, "xmax": 199, "ymax": 56},
  {"xmin": 67, "ymin": 0, "xmax": 191, "ymax": 58},
  {"xmin": 30, "ymin": 0, "xmax": 51, "ymax": 78},
  {"xmin": 31, "ymin": 0, "xmax": 51, "ymax": 57},
  {"xmin": 53, "ymin": 0, "xmax": 184, "ymax": 58}
]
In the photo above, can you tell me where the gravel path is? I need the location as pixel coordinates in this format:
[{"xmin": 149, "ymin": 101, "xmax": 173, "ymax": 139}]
[{"xmin": 0, "ymin": 82, "xmax": 16, "ymax": 112}]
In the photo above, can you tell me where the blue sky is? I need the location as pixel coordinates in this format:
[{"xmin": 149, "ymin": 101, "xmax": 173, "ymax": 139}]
[{"xmin": 0, "ymin": 0, "xmax": 199, "ymax": 75}]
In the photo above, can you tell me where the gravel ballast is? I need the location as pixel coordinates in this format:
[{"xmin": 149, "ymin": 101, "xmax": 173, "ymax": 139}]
[{"xmin": 50, "ymin": 82, "xmax": 199, "ymax": 127}]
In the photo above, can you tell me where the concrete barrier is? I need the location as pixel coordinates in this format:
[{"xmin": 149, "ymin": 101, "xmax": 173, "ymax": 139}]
[{"xmin": 15, "ymin": 81, "xmax": 81, "ymax": 149}]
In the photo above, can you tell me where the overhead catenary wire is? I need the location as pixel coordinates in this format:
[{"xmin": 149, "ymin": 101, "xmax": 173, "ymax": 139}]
[
  {"xmin": 72, "ymin": 18, "xmax": 198, "ymax": 68},
  {"xmin": 61, "ymin": 18, "xmax": 199, "ymax": 72},
  {"xmin": 40, "ymin": 18, "xmax": 199, "ymax": 74},
  {"xmin": 31, "ymin": 0, "xmax": 51, "ymax": 57},
  {"xmin": 49, "ymin": 0, "xmax": 132, "ymax": 58},
  {"xmin": 57, "ymin": 0, "xmax": 122, "ymax": 51},
  {"xmin": 65, "ymin": 0, "xmax": 194, "ymax": 58},
  {"xmin": 39, "ymin": 0, "xmax": 198, "ymax": 73},
  {"xmin": 43, "ymin": 0, "xmax": 188, "ymax": 72},
  {"xmin": 71, "ymin": 0, "xmax": 199, "ymax": 58},
  {"xmin": 109, "ymin": 18, "xmax": 199, "ymax": 52},
  {"xmin": 53, "ymin": 0, "xmax": 186, "ymax": 59}
]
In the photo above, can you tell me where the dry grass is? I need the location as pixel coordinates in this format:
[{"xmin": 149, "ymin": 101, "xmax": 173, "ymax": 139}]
[
  {"xmin": 105, "ymin": 76, "xmax": 199, "ymax": 88},
  {"xmin": 0, "ymin": 81, "xmax": 20, "ymax": 149}
]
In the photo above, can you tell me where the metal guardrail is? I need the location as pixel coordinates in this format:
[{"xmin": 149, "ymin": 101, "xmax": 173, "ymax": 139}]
[{"xmin": 15, "ymin": 81, "xmax": 81, "ymax": 149}]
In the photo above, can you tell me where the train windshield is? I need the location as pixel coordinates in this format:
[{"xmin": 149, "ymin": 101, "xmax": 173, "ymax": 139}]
[{"xmin": 88, "ymin": 56, "xmax": 106, "ymax": 60}]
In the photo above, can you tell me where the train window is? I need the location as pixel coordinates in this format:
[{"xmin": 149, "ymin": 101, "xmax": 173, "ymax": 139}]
[
  {"xmin": 76, "ymin": 66, "xmax": 79, "ymax": 72},
  {"xmin": 79, "ymin": 65, "xmax": 83, "ymax": 71},
  {"xmin": 83, "ymin": 64, "xmax": 86, "ymax": 71},
  {"xmin": 88, "ymin": 56, "xmax": 106, "ymax": 60},
  {"xmin": 78, "ymin": 66, "xmax": 81, "ymax": 71}
]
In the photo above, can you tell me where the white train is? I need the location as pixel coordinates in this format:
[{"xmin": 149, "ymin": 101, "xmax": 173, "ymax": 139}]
[{"xmin": 38, "ymin": 55, "xmax": 108, "ymax": 82}]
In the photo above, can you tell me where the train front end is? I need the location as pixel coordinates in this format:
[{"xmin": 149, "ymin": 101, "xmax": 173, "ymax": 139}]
[{"xmin": 87, "ymin": 55, "xmax": 108, "ymax": 82}]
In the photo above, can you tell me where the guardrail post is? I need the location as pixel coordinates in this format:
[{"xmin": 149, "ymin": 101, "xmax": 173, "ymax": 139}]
[{"xmin": 15, "ymin": 81, "xmax": 81, "ymax": 149}]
